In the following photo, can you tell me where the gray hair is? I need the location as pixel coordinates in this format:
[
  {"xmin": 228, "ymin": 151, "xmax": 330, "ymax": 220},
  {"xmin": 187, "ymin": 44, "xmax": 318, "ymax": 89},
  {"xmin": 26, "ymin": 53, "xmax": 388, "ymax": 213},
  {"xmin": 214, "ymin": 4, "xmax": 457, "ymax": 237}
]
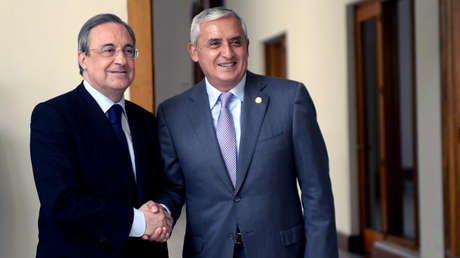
[
  {"xmin": 190, "ymin": 7, "xmax": 248, "ymax": 47},
  {"xmin": 77, "ymin": 13, "xmax": 136, "ymax": 75}
]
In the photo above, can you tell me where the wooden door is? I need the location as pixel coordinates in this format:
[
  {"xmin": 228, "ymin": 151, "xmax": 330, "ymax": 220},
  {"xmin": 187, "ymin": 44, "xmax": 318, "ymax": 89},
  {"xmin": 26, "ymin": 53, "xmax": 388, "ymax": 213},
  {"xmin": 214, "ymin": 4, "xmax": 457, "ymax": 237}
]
[
  {"xmin": 264, "ymin": 34, "xmax": 287, "ymax": 78},
  {"xmin": 440, "ymin": 0, "xmax": 460, "ymax": 257},
  {"xmin": 355, "ymin": 2, "xmax": 386, "ymax": 251},
  {"xmin": 127, "ymin": 0, "xmax": 155, "ymax": 113},
  {"xmin": 355, "ymin": 0, "xmax": 418, "ymax": 253}
]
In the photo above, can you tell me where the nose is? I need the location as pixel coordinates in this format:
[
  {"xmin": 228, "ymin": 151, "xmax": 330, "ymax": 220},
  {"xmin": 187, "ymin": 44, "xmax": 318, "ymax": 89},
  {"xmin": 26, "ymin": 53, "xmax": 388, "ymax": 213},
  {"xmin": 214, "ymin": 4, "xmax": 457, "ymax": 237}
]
[
  {"xmin": 113, "ymin": 49, "xmax": 128, "ymax": 65},
  {"xmin": 221, "ymin": 42, "xmax": 235, "ymax": 59}
]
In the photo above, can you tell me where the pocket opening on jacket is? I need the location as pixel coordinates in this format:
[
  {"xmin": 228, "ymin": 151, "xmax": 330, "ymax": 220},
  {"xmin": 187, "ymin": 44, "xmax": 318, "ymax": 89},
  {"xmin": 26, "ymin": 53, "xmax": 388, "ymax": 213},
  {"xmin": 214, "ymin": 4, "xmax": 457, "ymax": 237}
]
[{"xmin": 279, "ymin": 223, "xmax": 305, "ymax": 247}]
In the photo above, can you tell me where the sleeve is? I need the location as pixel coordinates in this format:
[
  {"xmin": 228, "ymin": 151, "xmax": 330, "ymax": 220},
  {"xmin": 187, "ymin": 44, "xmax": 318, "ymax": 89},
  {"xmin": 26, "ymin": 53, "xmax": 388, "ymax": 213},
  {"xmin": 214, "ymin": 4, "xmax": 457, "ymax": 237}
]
[
  {"xmin": 130, "ymin": 208, "xmax": 146, "ymax": 237},
  {"xmin": 154, "ymin": 104, "xmax": 186, "ymax": 223},
  {"xmin": 291, "ymin": 84, "xmax": 339, "ymax": 258},
  {"xmin": 30, "ymin": 102, "xmax": 134, "ymax": 250}
]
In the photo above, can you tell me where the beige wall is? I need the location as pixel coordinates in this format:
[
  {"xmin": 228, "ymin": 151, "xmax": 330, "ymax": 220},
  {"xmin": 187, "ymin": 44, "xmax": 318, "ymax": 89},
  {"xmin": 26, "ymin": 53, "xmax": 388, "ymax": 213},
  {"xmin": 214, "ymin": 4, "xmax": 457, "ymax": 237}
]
[
  {"xmin": 152, "ymin": 1, "xmax": 192, "ymax": 257},
  {"xmin": 226, "ymin": 2, "xmax": 444, "ymax": 257},
  {"xmin": 227, "ymin": 0, "xmax": 362, "ymax": 235},
  {"xmin": 415, "ymin": 0, "xmax": 444, "ymax": 257},
  {"xmin": 153, "ymin": 0, "xmax": 194, "ymax": 107},
  {"xmin": 0, "ymin": 0, "xmax": 444, "ymax": 257},
  {"xmin": 0, "ymin": 1, "xmax": 127, "ymax": 257}
]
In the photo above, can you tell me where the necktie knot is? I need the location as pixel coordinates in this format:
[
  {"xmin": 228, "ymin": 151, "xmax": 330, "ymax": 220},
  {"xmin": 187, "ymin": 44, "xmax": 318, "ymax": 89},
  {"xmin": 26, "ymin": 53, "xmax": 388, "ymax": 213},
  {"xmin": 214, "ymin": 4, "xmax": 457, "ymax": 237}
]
[
  {"xmin": 220, "ymin": 92, "xmax": 233, "ymax": 108},
  {"xmin": 108, "ymin": 104, "xmax": 126, "ymax": 144},
  {"xmin": 108, "ymin": 104, "xmax": 123, "ymax": 122}
]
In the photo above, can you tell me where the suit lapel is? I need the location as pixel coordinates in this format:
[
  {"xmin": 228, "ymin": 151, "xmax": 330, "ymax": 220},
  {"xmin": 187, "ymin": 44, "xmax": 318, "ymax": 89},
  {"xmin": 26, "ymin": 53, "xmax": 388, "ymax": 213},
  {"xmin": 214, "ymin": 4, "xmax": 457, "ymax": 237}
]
[
  {"xmin": 186, "ymin": 81, "xmax": 236, "ymax": 191},
  {"xmin": 235, "ymin": 72, "xmax": 269, "ymax": 194},
  {"xmin": 75, "ymin": 84, "xmax": 138, "ymax": 199},
  {"xmin": 75, "ymin": 84, "xmax": 120, "ymax": 145}
]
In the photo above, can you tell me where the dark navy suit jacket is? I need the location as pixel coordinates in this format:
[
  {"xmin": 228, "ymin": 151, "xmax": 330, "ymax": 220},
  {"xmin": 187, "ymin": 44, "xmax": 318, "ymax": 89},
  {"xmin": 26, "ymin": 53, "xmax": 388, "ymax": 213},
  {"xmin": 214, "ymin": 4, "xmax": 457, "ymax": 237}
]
[
  {"xmin": 157, "ymin": 72, "xmax": 338, "ymax": 258},
  {"xmin": 30, "ymin": 83, "xmax": 168, "ymax": 258}
]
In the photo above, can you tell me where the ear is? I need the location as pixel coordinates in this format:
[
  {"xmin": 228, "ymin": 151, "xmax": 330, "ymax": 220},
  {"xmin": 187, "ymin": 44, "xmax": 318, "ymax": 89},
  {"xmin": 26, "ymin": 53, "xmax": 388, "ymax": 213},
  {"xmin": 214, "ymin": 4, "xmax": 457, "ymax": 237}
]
[
  {"xmin": 188, "ymin": 43, "xmax": 199, "ymax": 62},
  {"xmin": 78, "ymin": 51, "xmax": 88, "ymax": 71}
]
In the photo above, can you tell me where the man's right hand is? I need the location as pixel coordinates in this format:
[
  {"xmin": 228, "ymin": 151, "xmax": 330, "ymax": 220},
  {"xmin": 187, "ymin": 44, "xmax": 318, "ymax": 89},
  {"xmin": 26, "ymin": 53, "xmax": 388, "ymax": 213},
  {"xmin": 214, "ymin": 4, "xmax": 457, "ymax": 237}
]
[{"xmin": 139, "ymin": 201, "xmax": 173, "ymax": 242}]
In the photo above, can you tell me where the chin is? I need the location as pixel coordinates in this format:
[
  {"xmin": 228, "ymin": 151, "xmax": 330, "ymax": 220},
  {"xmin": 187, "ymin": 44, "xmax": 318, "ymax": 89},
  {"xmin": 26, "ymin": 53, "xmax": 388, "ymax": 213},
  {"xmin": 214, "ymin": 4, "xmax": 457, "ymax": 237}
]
[
  {"xmin": 112, "ymin": 78, "xmax": 132, "ymax": 87},
  {"xmin": 219, "ymin": 74, "xmax": 241, "ymax": 83},
  {"xmin": 108, "ymin": 83, "xmax": 130, "ymax": 91}
]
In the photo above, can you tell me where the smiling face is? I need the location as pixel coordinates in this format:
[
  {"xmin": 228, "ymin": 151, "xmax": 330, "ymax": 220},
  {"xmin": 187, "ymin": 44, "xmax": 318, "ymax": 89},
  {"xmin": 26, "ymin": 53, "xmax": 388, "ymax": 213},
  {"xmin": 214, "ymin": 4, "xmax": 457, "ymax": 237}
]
[
  {"xmin": 188, "ymin": 16, "xmax": 249, "ymax": 92},
  {"xmin": 78, "ymin": 22, "xmax": 135, "ymax": 102}
]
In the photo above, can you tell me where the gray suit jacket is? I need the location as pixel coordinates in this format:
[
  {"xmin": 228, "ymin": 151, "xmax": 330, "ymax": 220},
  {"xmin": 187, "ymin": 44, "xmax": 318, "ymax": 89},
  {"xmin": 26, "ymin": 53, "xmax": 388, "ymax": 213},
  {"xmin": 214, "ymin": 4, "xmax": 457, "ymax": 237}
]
[{"xmin": 157, "ymin": 71, "xmax": 338, "ymax": 258}]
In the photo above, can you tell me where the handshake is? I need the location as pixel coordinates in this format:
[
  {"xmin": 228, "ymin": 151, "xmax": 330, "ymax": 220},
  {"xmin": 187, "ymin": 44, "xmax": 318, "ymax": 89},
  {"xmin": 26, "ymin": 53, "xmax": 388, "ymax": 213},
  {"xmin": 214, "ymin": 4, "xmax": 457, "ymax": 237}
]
[{"xmin": 139, "ymin": 201, "xmax": 173, "ymax": 242}]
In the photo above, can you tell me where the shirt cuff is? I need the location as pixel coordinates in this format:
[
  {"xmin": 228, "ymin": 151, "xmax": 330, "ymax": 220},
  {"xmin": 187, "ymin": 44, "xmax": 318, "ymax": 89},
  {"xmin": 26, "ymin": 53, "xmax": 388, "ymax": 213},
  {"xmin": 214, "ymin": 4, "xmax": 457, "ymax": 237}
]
[
  {"xmin": 159, "ymin": 203, "xmax": 171, "ymax": 215},
  {"xmin": 129, "ymin": 208, "xmax": 146, "ymax": 237}
]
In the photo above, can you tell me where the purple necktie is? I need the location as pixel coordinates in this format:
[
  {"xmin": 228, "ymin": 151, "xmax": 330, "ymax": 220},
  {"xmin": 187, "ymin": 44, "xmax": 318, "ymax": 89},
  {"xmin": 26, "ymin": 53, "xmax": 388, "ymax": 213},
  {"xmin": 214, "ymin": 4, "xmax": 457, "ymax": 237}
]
[{"xmin": 216, "ymin": 92, "xmax": 237, "ymax": 187}]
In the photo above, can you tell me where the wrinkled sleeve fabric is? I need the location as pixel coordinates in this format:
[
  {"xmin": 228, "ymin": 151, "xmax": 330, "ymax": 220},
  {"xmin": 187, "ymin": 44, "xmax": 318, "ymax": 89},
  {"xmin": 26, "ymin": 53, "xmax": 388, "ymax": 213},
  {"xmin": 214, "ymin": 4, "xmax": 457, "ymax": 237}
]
[
  {"xmin": 291, "ymin": 84, "xmax": 338, "ymax": 258},
  {"xmin": 155, "ymin": 104, "xmax": 186, "ymax": 223}
]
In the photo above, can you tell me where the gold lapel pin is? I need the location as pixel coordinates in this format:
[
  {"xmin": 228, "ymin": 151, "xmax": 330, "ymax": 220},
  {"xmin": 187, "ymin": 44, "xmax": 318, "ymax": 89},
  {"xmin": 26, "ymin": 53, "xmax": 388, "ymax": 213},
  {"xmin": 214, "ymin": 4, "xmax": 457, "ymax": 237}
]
[{"xmin": 255, "ymin": 97, "xmax": 262, "ymax": 104}]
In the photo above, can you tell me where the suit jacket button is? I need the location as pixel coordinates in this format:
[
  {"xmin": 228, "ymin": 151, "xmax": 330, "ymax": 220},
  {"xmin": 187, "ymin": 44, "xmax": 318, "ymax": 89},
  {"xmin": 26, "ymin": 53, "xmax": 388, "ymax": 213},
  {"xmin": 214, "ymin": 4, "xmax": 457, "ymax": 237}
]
[{"xmin": 233, "ymin": 196, "xmax": 241, "ymax": 203}]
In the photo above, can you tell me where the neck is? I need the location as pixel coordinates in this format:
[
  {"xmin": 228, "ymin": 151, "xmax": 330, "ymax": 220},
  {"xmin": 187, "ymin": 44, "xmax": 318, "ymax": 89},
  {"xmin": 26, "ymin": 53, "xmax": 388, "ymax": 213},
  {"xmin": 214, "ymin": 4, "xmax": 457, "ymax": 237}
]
[
  {"xmin": 83, "ymin": 78, "xmax": 125, "ymax": 102},
  {"xmin": 206, "ymin": 79, "xmax": 238, "ymax": 93},
  {"xmin": 95, "ymin": 88, "xmax": 124, "ymax": 103},
  {"xmin": 214, "ymin": 86, "xmax": 235, "ymax": 92},
  {"xmin": 106, "ymin": 92, "xmax": 124, "ymax": 103}
]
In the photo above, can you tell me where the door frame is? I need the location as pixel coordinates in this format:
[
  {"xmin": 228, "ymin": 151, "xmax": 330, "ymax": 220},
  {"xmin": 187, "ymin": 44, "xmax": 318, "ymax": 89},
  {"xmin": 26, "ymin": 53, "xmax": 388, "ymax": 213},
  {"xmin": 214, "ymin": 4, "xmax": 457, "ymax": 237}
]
[
  {"xmin": 127, "ymin": 0, "xmax": 156, "ymax": 113},
  {"xmin": 355, "ymin": 2, "xmax": 387, "ymax": 252},
  {"xmin": 354, "ymin": 0, "xmax": 418, "ymax": 253},
  {"xmin": 440, "ymin": 0, "xmax": 460, "ymax": 257}
]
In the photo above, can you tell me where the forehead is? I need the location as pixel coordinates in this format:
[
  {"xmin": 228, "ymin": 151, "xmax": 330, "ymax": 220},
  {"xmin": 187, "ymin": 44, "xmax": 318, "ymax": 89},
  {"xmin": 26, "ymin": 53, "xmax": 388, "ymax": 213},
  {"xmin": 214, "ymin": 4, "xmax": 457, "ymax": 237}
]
[
  {"xmin": 199, "ymin": 16, "xmax": 244, "ymax": 40},
  {"xmin": 88, "ymin": 22, "xmax": 133, "ymax": 46}
]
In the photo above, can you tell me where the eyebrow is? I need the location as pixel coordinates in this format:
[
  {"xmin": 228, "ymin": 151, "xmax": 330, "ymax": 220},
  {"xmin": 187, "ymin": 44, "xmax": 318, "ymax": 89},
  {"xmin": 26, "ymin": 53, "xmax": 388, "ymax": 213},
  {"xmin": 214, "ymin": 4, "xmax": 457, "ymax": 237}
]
[
  {"xmin": 99, "ymin": 43, "xmax": 134, "ymax": 48},
  {"xmin": 100, "ymin": 43, "xmax": 115, "ymax": 48},
  {"xmin": 208, "ymin": 38, "xmax": 222, "ymax": 43},
  {"xmin": 207, "ymin": 36, "xmax": 243, "ymax": 43},
  {"xmin": 229, "ymin": 36, "xmax": 243, "ymax": 41}
]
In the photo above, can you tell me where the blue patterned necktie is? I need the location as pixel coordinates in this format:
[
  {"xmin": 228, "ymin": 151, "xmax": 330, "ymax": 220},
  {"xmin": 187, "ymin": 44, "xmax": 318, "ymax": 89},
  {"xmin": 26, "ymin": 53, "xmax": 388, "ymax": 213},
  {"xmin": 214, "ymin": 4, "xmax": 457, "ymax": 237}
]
[{"xmin": 216, "ymin": 92, "xmax": 237, "ymax": 187}]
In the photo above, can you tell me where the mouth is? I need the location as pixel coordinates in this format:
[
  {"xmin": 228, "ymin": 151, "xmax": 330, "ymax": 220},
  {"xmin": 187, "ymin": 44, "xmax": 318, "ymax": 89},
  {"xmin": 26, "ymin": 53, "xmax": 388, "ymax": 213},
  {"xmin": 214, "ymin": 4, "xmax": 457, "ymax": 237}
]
[
  {"xmin": 218, "ymin": 62, "xmax": 237, "ymax": 68},
  {"xmin": 107, "ymin": 70, "xmax": 129, "ymax": 78}
]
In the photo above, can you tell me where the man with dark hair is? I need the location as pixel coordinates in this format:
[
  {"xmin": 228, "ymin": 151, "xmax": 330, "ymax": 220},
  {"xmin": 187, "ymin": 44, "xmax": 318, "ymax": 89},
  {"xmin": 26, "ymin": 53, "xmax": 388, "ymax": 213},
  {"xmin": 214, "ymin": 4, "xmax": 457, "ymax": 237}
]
[
  {"xmin": 30, "ymin": 13, "xmax": 171, "ymax": 258},
  {"xmin": 157, "ymin": 7, "xmax": 338, "ymax": 258}
]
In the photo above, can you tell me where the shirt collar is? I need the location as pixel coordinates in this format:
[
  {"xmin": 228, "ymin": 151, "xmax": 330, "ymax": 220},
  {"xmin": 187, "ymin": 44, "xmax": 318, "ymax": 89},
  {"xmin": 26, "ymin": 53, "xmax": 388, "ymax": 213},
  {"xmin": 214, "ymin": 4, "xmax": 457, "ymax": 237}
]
[
  {"xmin": 205, "ymin": 73, "xmax": 246, "ymax": 109},
  {"xmin": 83, "ymin": 80, "xmax": 126, "ymax": 115}
]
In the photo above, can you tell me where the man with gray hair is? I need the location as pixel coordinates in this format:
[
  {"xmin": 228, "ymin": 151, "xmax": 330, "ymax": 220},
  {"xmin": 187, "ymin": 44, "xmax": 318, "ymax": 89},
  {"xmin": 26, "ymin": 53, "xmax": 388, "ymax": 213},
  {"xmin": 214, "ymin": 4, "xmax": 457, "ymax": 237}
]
[
  {"xmin": 30, "ymin": 13, "xmax": 171, "ymax": 257},
  {"xmin": 157, "ymin": 6, "xmax": 338, "ymax": 258}
]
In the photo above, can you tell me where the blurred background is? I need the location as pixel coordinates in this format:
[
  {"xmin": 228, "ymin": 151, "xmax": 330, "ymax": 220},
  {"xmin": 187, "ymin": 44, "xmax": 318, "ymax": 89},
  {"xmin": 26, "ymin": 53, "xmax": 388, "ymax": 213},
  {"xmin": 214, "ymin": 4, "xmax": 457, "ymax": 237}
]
[{"xmin": 0, "ymin": 0, "xmax": 455, "ymax": 257}]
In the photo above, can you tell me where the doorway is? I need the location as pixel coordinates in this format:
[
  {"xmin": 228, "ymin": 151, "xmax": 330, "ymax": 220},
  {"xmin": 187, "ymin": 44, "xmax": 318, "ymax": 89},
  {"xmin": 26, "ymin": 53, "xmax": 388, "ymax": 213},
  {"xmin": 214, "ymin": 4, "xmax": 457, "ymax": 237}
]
[
  {"xmin": 264, "ymin": 34, "xmax": 287, "ymax": 78},
  {"xmin": 354, "ymin": 0, "xmax": 418, "ymax": 254}
]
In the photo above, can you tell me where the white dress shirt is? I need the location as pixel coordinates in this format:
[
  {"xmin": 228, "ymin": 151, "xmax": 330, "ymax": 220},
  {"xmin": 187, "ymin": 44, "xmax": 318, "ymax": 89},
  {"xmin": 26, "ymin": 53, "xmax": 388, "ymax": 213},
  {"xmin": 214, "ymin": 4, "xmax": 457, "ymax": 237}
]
[{"xmin": 83, "ymin": 81, "xmax": 145, "ymax": 237}]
